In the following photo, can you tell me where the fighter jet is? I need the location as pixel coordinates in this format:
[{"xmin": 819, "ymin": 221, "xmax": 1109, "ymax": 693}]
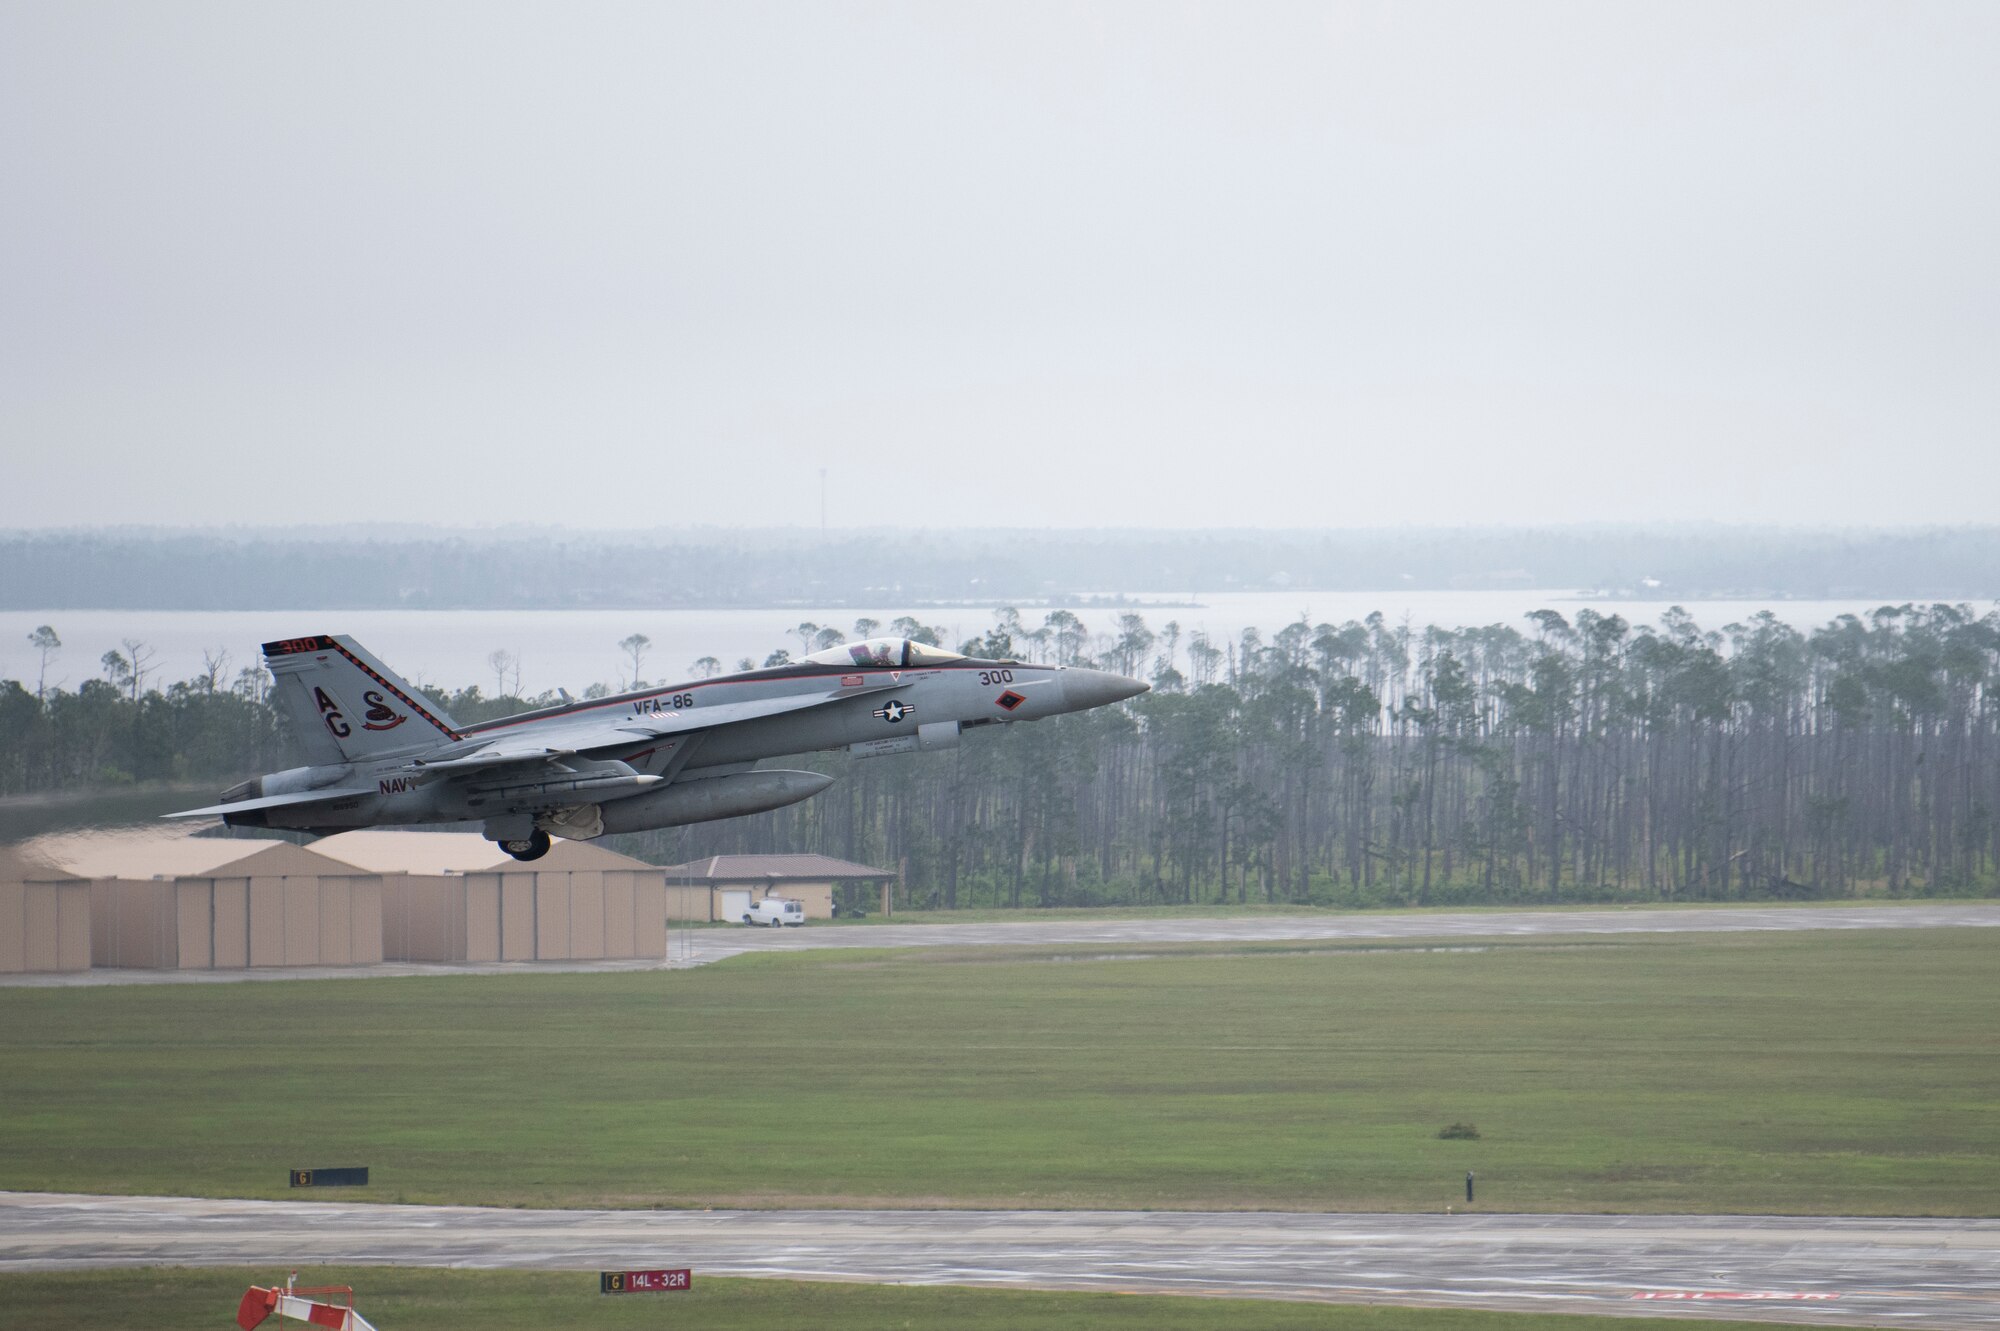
[{"xmin": 168, "ymin": 634, "xmax": 1149, "ymax": 860}]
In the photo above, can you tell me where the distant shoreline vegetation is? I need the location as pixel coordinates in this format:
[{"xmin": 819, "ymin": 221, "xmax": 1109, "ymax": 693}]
[
  {"xmin": 3, "ymin": 525, "xmax": 1997, "ymax": 610},
  {"xmin": 7, "ymin": 600, "xmax": 2000, "ymax": 911}
]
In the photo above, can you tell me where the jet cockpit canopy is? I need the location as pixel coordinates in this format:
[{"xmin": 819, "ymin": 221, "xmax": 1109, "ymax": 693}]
[{"xmin": 803, "ymin": 637, "xmax": 965, "ymax": 669}]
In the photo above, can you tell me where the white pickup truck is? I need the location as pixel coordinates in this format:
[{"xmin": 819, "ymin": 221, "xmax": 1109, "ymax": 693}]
[{"xmin": 743, "ymin": 897, "xmax": 805, "ymax": 927}]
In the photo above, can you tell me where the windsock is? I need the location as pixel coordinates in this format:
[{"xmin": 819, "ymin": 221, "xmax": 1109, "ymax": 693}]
[{"xmin": 236, "ymin": 1285, "xmax": 379, "ymax": 1331}]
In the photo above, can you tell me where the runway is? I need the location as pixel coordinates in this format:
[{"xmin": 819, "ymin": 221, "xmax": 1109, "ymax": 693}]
[
  {"xmin": 6, "ymin": 1193, "xmax": 1998, "ymax": 1326},
  {"xmin": 6, "ymin": 902, "xmax": 1996, "ymax": 986}
]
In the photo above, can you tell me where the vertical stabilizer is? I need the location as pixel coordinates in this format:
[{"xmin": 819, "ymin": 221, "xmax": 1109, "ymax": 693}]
[{"xmin": 263, "ymin": 635, "xmax": 459, "ymax": 765}]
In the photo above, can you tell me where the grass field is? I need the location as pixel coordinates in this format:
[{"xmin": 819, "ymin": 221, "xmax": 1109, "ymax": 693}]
[
  {"xmin": 2, "ymin": 929, "xmax": 1996, "ymax": 1213},
  {"xmin": 0, "ymin": 1267, "xmax": 1778, "ymax": 1331}
]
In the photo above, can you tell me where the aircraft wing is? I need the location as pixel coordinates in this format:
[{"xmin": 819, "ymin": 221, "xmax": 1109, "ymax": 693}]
[
  {"xmin": 610, "ymin": 682, "xmax": 904, "ymax": 739},
  {"xmin": 430, "ymin": 682, "xmax": 904, "ymax": 762},
  {"xmin": 165, "ymin": 785, "xmax": 378, "ymax": 819}
]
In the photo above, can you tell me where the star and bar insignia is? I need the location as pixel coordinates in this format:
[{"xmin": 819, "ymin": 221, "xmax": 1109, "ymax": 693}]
[{"xmin": 873, "ymin": 699, "xmax": 914, "ymax": 723}]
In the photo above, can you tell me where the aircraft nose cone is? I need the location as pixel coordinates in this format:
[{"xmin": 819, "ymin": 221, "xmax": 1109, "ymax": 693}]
[{"xmin": 1060, "ymin": 667, "xmax": 1150, "ymax": 711}]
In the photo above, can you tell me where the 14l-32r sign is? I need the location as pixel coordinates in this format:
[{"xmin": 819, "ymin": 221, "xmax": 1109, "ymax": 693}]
[{"xmin": 600, "ymin": 1269, "xmax": 691, "ymax": 1294}]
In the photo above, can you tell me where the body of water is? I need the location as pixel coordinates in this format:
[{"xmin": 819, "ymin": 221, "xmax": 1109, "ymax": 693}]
[{"xmin": 2, "ymin": 591, "xmax": 1987, "ymax": 697}]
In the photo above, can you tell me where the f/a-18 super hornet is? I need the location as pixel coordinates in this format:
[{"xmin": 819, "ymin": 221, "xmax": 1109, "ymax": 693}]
[{"xmin": 169, "ymin": 634, "xmax": 1148, "ymax": 860}]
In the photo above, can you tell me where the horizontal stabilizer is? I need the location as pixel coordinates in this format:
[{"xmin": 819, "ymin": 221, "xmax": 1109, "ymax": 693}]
[{"xmin": 165, "ymin": 785, "xmax": 376, "ymax": 819}]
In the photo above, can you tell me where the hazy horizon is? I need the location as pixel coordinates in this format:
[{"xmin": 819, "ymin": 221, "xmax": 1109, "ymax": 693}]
[
  {"xmin": 5, "ymin": 4, "xmax": 1997, "ymax": 531},
  {"xmin": 10, "ymin": 518, "xmax": 2000, "ymax": 537}
]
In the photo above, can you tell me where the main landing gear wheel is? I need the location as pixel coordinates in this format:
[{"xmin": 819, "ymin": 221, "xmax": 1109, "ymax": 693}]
[{"xmin": 501, "ymin": 829, "xmax": 551, "ymax": 862}]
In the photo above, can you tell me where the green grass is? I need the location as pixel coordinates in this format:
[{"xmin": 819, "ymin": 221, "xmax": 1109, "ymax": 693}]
[
  {"xmin": 0, "ymin": 1267, "xmax": 1777, "ymax": 1331},
  {"xmin": 2, "ymin": 930, "xmax": 1997, "ymax": 1213}
]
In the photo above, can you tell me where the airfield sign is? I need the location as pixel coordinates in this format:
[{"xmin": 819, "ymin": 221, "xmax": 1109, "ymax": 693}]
[
  {"xmin": 600, "ymin": 1268, "xmax": 691, "ymax": 1294},
  {"xmin": 290, "ymin": 1167, "xmax": 368, "ymax": 1188}
]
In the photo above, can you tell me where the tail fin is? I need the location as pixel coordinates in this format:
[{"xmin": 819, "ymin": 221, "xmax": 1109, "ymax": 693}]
[{"xmin": 262, "ymin": 634, "xmax": 460, "ymax": 765}]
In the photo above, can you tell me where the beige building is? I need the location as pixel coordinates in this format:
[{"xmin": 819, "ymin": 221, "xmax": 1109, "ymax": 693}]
[
  {"xmin": 0, "ymin": 846, "xmax": 90, "ymax": 974},
  {"xmin": 6, "ymin": 828, "xmax": 678, "ymax": 975},
  {"xmin": 316, "ymin": 831, "xmax": 668, "ymax": 963},
  {"xmin": 30, "ymin": 831, "xmax": 384, "ymax": 971},
  {"xmin": 661, "ymin": 853, "xmax": 896, "ymax": 921}
]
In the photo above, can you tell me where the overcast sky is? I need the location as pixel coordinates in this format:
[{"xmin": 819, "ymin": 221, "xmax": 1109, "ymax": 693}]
[{"xmin": 2, "ymin": 3, "xmax": 1995, "ymax": 531}]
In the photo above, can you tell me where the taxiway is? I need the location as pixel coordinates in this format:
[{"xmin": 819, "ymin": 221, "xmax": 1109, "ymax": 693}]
[{"xmin": 5, "ymin": 1192, "xmax": 1997, "ymax": 1326}]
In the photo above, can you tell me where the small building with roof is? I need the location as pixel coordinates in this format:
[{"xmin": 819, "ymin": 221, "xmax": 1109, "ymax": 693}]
[
  {"xmin": 0, "ymin": 845, "xmax": 90, "ymax": 974},
  {"xmin": 314, "ymin": 830, "xmax": 668, "ymax": 963},
  {"xmin": 659, "ymin": 853, "xmax": 897, "ymax": 921},
  {"xmin": 29, "ymin": 830, "xmax": 383, "ymax": 971}
]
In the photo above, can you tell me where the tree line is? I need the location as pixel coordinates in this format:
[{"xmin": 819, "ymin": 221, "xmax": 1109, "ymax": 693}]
[
  {"xmin": 0, "ymin": 630, "xmax": 284, "ymax": 794},
  {"xmin": 651, "ymin": 602, "xmax": 2000, "ymax": 908},
  {"xmin": 7, "ymin": 604, "xmax": 1999, "ymax": 909}
]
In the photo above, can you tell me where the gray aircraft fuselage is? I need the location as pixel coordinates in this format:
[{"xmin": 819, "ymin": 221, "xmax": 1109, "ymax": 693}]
[{"xmin": 175, "ymin": 635, "xmax": 1148, "ymax": 860}]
